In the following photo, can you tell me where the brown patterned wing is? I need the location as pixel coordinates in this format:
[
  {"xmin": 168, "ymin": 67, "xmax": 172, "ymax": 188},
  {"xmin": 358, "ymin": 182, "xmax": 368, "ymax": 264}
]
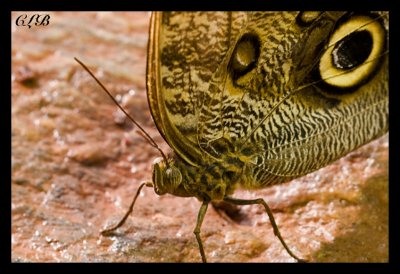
[
  {"xmin": 194, "ymin": 11, "xmax": 388, "ymax": 187},
  {"xmin": 147, "ymin": 12, "xmax": 248, "ymax": 165},
  {"xmin": 147, "ymin": 11, "xmax": 388, "ymax": 189}
]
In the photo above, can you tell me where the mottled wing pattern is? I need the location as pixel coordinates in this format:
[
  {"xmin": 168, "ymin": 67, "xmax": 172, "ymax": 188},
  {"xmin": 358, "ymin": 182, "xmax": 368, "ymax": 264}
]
[
  {"xmin": 250, "ymin": 65, "xmax": 388, "ymax": 186},
  {"xmin": 197, "ymin": 12, "xmax": 304, "ymax": 154},
  {"xmin": 147, "ymin": 12, "xmax": 247, "ymax": 165},
  {"xmin": 197, "ymin": 11, "xmax": 388, "ymax": 187},
  {"xmin": 148, "ymin": 11, "xmax": 388, "ymax": 188}
]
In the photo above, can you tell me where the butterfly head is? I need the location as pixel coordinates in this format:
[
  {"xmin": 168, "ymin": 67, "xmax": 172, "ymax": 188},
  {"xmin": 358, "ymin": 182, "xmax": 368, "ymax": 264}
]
[{"xmin": 152, "ymin": 157, "xmax": 193, "ymax": 197}]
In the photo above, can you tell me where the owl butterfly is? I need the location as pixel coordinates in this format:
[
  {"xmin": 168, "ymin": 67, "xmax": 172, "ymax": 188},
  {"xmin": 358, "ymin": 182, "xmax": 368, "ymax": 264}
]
[{"xmin": 77, "ymin": 11, "xmax": 388, "ymax": 262}]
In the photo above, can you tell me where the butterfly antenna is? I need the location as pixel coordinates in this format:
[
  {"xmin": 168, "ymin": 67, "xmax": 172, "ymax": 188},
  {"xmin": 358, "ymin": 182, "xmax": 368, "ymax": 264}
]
[{"xmin": 74, "ymin": 57, "xmax": 170, "ymax": 167}]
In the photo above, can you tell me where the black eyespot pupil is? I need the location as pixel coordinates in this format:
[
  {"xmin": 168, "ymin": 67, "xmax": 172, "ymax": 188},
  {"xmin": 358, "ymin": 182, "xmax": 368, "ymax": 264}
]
[
  {"xmin": 230, "ymin": 33, "xmax": 260, "ymax": 80},
  {"xmin": 332, "ymin": 30, "xmax": 373, "ymax": 70}
]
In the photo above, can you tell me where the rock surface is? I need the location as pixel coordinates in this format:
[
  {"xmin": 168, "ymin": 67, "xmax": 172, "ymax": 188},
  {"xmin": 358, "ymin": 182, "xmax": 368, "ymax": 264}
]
[{"xmin": 12, "ymin": 12, "xmax": 388, "ymax": 262}]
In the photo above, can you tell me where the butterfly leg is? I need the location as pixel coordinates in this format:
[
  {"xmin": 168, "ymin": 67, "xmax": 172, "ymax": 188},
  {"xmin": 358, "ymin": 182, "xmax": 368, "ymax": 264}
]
[
  {"xmin": 223, "ymin": 196, "xmax": 306, "ymax": 262},
  {"xmin": 101, "ymin": 182, "xmax": 153, "ymax": 236},
  {"xmin": 194, "ymin": 201, "xmax": 209, "ymax": 263}
]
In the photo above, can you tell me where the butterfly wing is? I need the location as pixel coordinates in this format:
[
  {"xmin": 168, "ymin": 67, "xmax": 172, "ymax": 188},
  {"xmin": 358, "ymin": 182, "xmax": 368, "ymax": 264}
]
[
  {"xmin": 147, "ymin": 11, "xmax": 388, "ymax": 187},
  {"xmin": 147, "ymin": 12, "xmax": 248, "ymax": 165},
  {"xmin": 195, "ymin": 11, "xmax": 388, "ymax": 186}
]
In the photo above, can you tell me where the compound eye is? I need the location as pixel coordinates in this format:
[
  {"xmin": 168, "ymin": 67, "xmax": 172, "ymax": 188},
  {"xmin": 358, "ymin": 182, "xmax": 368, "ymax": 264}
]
[{"xmin": 165, "ymin": 166, "xmax": 182, "ymax": 188}]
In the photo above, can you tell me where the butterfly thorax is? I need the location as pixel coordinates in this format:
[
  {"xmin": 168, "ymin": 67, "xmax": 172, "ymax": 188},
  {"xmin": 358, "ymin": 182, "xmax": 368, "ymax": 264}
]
[{"xmin": 151, "ymin": 147, "xmax": 254, "ymax": 201}]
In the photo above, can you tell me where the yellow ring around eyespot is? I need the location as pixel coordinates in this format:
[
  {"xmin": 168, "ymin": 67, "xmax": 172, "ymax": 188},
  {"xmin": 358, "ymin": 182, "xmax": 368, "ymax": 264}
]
[{"xmin": 319, "ymin": 15, "xmax": 385, "ymax": 88}]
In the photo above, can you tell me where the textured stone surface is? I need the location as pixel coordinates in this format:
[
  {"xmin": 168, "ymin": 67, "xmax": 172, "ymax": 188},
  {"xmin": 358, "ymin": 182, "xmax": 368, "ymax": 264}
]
[{"xmin": 11, "ymin": 12, "xmax": 388, "ymax": 262}]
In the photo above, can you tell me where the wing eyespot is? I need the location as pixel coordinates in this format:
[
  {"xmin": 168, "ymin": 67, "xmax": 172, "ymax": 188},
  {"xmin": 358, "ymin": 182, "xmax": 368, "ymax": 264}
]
[
  {"xmin": 318, "ymin": 14, "xmax": 386, "ymax": 90},
  {"xmin": 230, "ymin": 33, "xmax": 261, "ymax": 82}
]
